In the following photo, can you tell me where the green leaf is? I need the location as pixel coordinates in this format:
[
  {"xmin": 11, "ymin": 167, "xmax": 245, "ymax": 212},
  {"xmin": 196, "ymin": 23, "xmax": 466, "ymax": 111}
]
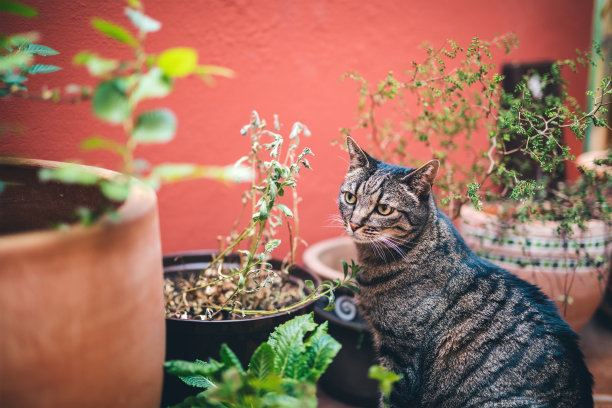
[
  {"xmin": 275, "ymin": 203, "xmax": 293, "ymax": 217},
  {"xmin": 157, "ymin": 47, "xmax": 198, "ymax": 78},
  {"xmin": 39, "ymin": 165, "xmax": 101, "ymax": 185},
  {"xmin": 100, "ymin": 179, "xmax": 130, "ymax": 201},
  {"xmin": 264, "ymin": 239, "xmax": 281, "ymax": 254},
  {"xmin": 304, "ymin": 280, "xmax": 315, "ymax": 293},
  {"xmin": 303, "ymin": 321, "xmax": 341, "ymax": 382},
  {"xmin": 219, "ymin": 344, "xmax": 245, "ymax": 375},
  {"xmin": 132, "ymin": 108, "xmax": 177, "ymax": 143},
  {"xmin": 125, "ymin": 7, "xmax": 161, "ymax": 32},
  {"xmin": 248, "ymin": 342, "xmax": 275, "ymax": 380},
  {"xmin": 8, "ymin": 35, "xmax": 31, "ymax": 48},
  {"xmin": 27, "ymin": 64, "xmax": 61, "ymax": 74},
  {"xmin": 24, "ymin": 44, "xmax": 59, "ymax": 56},
  {"xmin": 178, "ymin": 360, "xmax": 216, "ymax": 389},
  {"xmin": 151, "ymin": 163, "xmax": 196, "ymax": 182},
  {"xmin": 80, "ymin": 136, "xmax": 127, "ymax": 156},
  {"xmin": 131, "ymin": 67, "xmax": 172, "ymax": 103},
  {"xmin": 91, "ymin": 18, "xmax": 138, "ymax": 48},
  {"xmin": 165, "ymin": 359, "xmax": 225, "ymax": 378},
  {"xmin": 267, "ymin": 313, "xmax": 316, "ymax": 379},
  {"xmin": 368, "ymin": 365, "xmax": 402, "ymax": 395},
  {"xmin": 73, "ymin": 51, "xmax": 118, "ymax": 76},
  {"xmin": 0, "ymin": 52, "xmax": 33, "ymax": 74},
  {"xmin": 0, "ymin": 0, "xmax": 37, "ymax": 17},
  {"xmin": 92, "ymin": 80, "xmax": 130, "ymax": 124}
]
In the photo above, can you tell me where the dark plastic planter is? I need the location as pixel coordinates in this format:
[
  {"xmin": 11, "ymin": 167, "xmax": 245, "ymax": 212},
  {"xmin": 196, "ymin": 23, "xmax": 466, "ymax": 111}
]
[
  {"xmin": 161, "ymin": 251, "xmax": 319, "ymax": 407},
  {"xmin": 314, "ymin": 289, "xmax": 379, "ymax": 408}
]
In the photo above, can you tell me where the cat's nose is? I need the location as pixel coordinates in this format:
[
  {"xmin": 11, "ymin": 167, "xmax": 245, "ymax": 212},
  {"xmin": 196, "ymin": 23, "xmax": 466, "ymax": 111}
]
[{"xmin": 349, "ymin": 222, "xmax": 361, "ymax": 231}]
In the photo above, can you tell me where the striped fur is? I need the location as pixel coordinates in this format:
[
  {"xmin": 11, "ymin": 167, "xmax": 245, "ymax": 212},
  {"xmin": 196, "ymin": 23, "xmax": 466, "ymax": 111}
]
[{"xmin": 339, "ymin": 138, "xmax": 593, "ymax": 408}]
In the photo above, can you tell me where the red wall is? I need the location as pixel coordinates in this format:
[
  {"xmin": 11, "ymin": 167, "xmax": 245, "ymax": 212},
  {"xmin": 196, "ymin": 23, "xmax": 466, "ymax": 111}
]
[{"xmin": 0, "ymin": 1, "xmax": 594, "ymax": 261}]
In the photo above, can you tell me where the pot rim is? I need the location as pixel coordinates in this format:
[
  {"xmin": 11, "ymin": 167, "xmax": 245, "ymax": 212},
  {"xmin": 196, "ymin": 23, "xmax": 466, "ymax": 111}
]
[
  {"xmin": 0, "ymin": 158, "xmax": 157, "ymax": 252},
  {"xmin": 163, "ymin": 250, "xmax": 320, "ymax": 324},
  {"xmin": 302, "ymin": 235, "xmax": 355, "ymax": 281}
]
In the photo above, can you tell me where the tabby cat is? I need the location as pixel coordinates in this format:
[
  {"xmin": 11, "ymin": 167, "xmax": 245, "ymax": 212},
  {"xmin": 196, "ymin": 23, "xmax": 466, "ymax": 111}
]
[{"xmin": 338, "ymin": 137, "xmax": 593, "ymax": 408}]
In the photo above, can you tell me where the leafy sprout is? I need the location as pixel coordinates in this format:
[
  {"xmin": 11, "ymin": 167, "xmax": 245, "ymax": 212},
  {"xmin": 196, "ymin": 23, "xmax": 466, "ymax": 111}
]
[
  {"xmin": 37, "ymin": 1, "xmax": 244, "ymax": 203},
  {"xmin": 165, "ymin": 313, "xmax": 342, "ymax": 408}
]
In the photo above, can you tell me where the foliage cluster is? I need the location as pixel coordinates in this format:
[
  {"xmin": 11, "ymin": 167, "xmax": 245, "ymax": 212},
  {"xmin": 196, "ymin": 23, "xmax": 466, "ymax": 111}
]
[
  {"xmin": 8, "ymin": 0, "xmax": 245, "ymax": 212},
  {"xmin": 0, "ymin": 1, "xmax": 61, "ymax": 104},
  {"xmin": 339, "ymin": 34, "xmax": 612, "ymax": 234},
  {"xmin": 164, "ymin": 313, "xmax": 341, "ymax": 408},
  {"xmin": 164, "ymin": 113, "xmax": 361, "ymax": 319}
]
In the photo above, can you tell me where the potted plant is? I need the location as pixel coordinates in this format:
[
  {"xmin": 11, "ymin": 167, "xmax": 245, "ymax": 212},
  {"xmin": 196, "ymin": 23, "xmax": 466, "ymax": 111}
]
[
  {"xmin": 164, "ymin": 312, "xmax": 342, "ymax": 408},
  {"xmin": 305, "ymin": 34, "xmax": 612, "ymax": 404},
  {"xmin": 336, "ymin": 34, "xmax": 611, "ymax": 331},
  {"xmin": 0, "ymin": 2, "xmax": 239, "ymax": 407},
  {"xmin": 162, "ymin": 110, "xmax": 359, "ymax": 405}
]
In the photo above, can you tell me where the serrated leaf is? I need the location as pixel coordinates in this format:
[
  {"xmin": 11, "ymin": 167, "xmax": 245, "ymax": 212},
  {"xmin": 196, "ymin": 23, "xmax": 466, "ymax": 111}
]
[
  {"xmin": 267, "ymin": 313, "xmax": 316, "ymax": 379},
  {"xmin": 248, "ymin": 342, "xmax": 275, "ymax": 379},
  {"xmin": 73, "ymin": 51, "xmax": 118, "ymax": 76},
  {"xmin": 125, "ymin": 7, "xmax": 161, "ymax": 32},
  {"xmin": 178, "ymin": 360, "xmax": 216, "ymax": 389},
  {"xmin": 0, "ymin": 0, "xmax": 37, "ymax": 17},
  {"xmin": 91, "ymin": 18, "xmax": 138, "ymax": 48},
  {"xmin": 132, "ymin": 108, "xmax": 177, "ymax": 143},
  {"xmin": 25, "ymin": 44, "xmax": 59, "ymax": 56},
  {"xmin": 100, "ymin": 179, "xmax": 130, "ymax": 201},
  {"xmin": 303, "ymin": 321, "xmax": 341, "ymax": 382},
  {"xmin": 93, "ymin": 80, "xmax": 130, "ymax": 124},
  {"xmin": 157, "ymin": 47, "xmax": 198, "ymax": 78},
  {"xmin": 275, "ymin": 203, "xmax": 293, "ymax": 217},
  {"xmin": 219, "ymin": 344, "xmax": 245, "ymax": 375},
  {"xmin": 27, "ymin": 64, "xmax": 61, "ymax": 74},
  {"xmin": 164, "ymin": 359, "xmax": 225, "ymax": 378}
]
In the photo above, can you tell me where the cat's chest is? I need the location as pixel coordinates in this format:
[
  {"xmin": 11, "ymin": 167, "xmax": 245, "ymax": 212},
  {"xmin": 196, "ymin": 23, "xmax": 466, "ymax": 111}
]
[{"xmin": 356, "ymin": 286, "xmax": 443, "ymax": 341}]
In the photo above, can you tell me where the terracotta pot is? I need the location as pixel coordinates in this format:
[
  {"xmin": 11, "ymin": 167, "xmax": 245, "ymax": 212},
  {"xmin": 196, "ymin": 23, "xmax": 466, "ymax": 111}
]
[
  {"xmin": 595, "ymin": 394, "xmax": 612, "ymax": 408},
  {"xmin": 162, "ymin": 251, "xmax": 319, "ymax": 406},
  {"xmin": 460, "ymin": 205, "xmax": 611, "ymax": 332},
  {"xmin": 303, "ymin": 237, "xmax": 379, "ymax": 407},
  {"xmin": 0, "ymin": 159, "xmax": 165, "ymax": 408}
]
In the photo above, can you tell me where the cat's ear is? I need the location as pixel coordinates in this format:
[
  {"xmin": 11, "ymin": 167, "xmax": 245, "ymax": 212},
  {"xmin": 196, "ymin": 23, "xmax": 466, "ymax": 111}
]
[
  {"xmin": 346, "ymin": 136, "xmax": 371, "ymax": 171},
  {"xmin": 403, "ymin": 159, "xmax": 439, "ymax": 198}
]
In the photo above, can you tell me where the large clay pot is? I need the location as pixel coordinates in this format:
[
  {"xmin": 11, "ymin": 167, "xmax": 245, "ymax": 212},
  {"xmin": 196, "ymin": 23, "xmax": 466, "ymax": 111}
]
[
  {"xmin": 460, "ymin": 205, "xmax": 611, "ymax": 332},
  {"xmin": 162, "ymin": 252, "xmax": 319, "ymax": 406},
  {"xmin": 0, "ymin": 159, "xmax": 165, "ymax": 408},
  {"xmin": 303, "ymin": 237, "xmax": 379, "ymax": 407}
]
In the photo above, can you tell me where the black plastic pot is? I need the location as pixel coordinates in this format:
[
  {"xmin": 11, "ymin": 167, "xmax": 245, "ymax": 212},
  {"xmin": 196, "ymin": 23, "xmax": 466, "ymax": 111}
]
[
  {"xmin": 314, "ymin": 289, "xmax": 379, "ymax": 408},
  {"xmin": 161, "ymin": 251, "xmax": 319, "ymax": 407}
]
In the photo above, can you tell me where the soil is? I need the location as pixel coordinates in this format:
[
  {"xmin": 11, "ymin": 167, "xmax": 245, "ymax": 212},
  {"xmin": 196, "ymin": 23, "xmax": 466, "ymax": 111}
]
[{"xmin": 164, "ymin": 265, "xmax": 305, "ymax": 321}]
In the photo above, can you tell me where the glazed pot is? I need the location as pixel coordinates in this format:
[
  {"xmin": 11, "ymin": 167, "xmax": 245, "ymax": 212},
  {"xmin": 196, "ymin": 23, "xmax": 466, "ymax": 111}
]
[
  {"xmin": 0, "ymin": 159, "xmax": 165, "ymax": 408},
  {"xmin": 162, "ymin": 251, "xmax": 319, "ymax": 406},
  {"xmin": 460, "ymin": 205, "xmax": 611, "ymax": 332},
  {"xmin": 304, "ymin": 237, "xmax": 379, "ymax": 407}
]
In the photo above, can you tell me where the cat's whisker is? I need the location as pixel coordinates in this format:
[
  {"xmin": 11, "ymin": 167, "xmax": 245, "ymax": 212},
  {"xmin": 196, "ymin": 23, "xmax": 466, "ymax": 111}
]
[{"xmin": 378, "ymin": 236, "xmax": 407, "ymax": 260}]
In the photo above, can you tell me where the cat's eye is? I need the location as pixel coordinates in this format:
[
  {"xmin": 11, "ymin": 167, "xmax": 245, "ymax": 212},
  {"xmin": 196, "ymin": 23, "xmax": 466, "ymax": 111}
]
[
  {"xmin": 344, "ymin": 192, "xmax": 356, "ymax": 205},
  {"xmin": 377, "ymin": 204, "xmax": 393, "ymax": 215}
]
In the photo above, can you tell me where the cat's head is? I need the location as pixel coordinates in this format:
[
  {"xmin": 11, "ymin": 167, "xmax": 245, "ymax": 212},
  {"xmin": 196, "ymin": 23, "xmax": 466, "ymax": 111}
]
[{"xmin": 338, "ymin": 137, "xmax": 439, "ymax": 250}]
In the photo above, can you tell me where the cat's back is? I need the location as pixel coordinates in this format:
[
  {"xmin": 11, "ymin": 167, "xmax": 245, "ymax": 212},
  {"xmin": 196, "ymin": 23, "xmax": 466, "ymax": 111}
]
[{"xmin": 421, "ymin": 255, "xmax": 593, "ymax": 408}]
